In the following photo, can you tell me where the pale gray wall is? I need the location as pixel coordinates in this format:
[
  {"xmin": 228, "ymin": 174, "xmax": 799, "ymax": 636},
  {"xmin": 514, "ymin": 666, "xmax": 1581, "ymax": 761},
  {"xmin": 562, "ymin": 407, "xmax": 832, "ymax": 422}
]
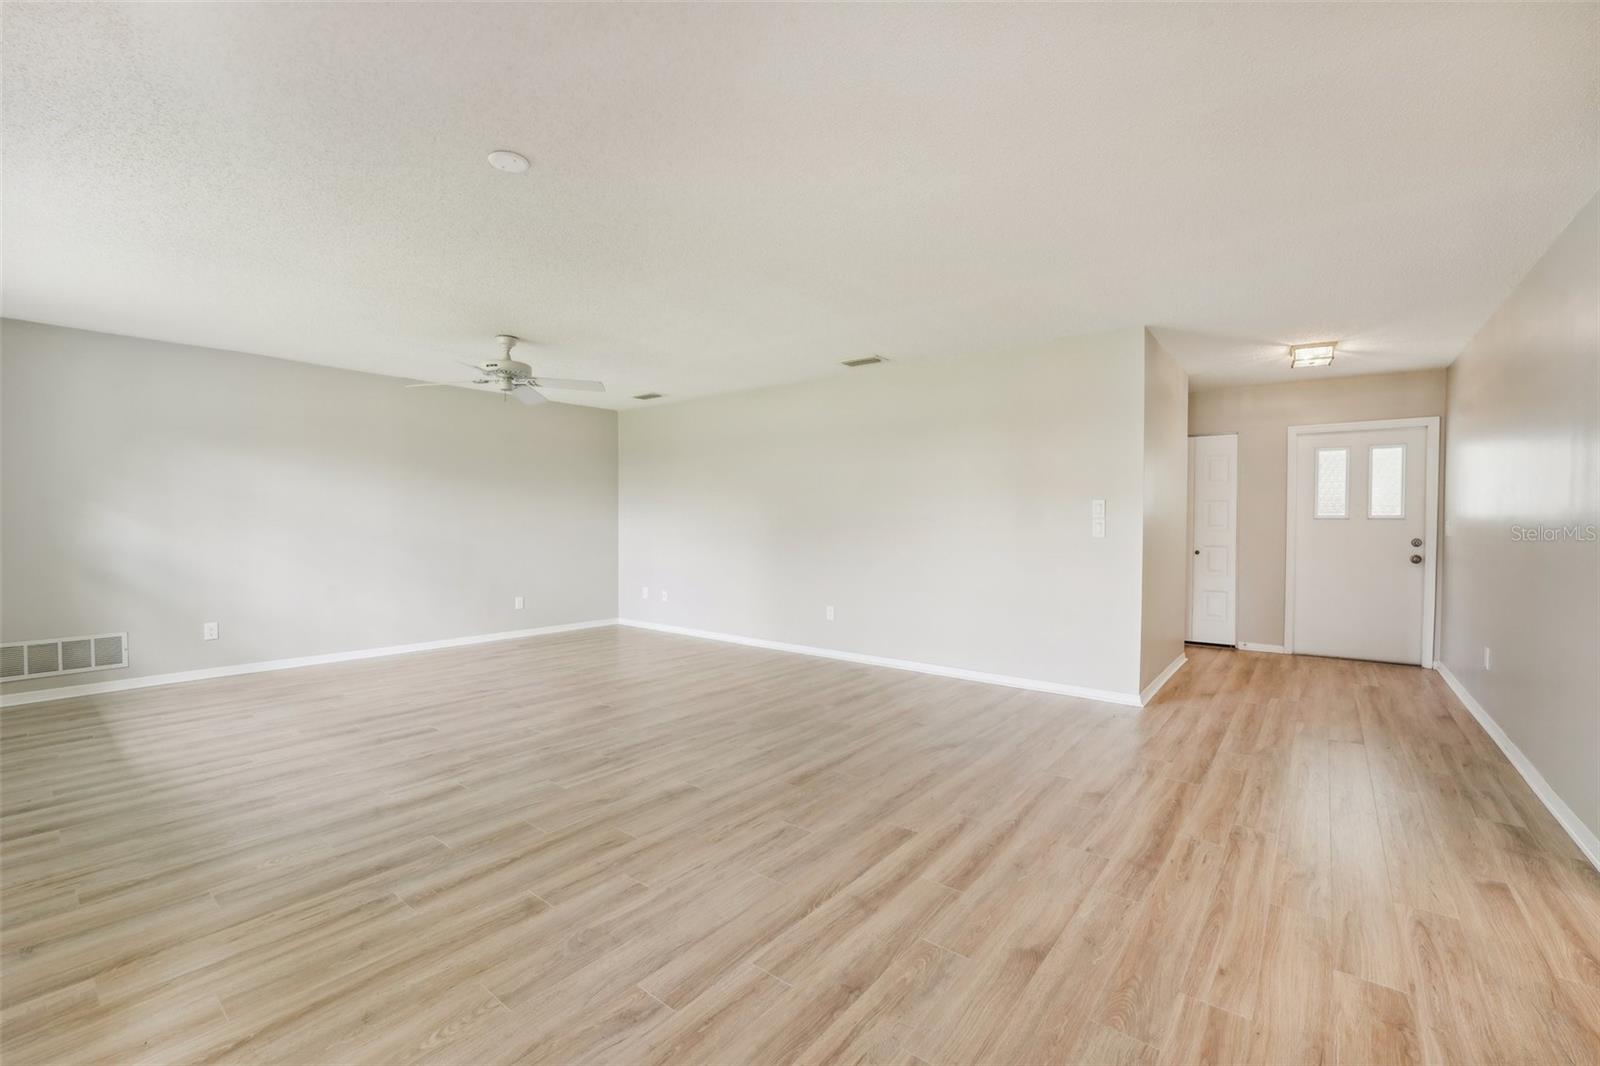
[
  {"xmin": 1440, "ymin": 195, "xmax": 1598, "ymax": 842},
  {"xmin": 618, "ymin": 328, "xmax": 1156, "ymax": 697},
  {"xmin": 1, "ymin": 319, "xmax": 618, "ymax": 693},
  {"xmin": 1140, "ymin": 330, "xmax": 1189, "ymax": 689},
  {"xmin": 1189, "ymin": 369, "xmax": 1449, "ymax": 647}
]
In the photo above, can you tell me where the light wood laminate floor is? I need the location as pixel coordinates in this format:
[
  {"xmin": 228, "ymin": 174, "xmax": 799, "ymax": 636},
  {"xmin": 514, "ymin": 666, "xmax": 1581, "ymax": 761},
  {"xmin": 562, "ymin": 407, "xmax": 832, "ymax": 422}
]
[{"xmin": 3, "ymin": 627, "xmax": 1598, "ymax": 1065}]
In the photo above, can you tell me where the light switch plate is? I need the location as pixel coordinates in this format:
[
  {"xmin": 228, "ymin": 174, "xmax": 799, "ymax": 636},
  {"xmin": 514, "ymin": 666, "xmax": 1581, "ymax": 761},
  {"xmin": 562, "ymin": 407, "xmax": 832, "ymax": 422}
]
[
  {"xmin": 1091, "ymin": 498, "xmax": 1106, "ymax": 518},
  {"xmin": 1091, "ymin": 517, "xmax": 1106, "ymax": 539}
]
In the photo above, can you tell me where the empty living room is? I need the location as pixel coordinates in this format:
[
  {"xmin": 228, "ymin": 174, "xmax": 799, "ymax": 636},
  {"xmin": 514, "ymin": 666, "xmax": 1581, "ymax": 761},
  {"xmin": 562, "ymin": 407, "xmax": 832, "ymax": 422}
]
[{"xmin": 3, "ymin": 4, "xmax": 1598, "ymax": 1064}]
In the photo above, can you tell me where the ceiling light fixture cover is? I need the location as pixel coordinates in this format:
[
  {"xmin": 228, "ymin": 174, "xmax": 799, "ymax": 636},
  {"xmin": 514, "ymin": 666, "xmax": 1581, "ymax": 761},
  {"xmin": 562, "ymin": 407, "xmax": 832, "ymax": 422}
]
[
  {"xmin": 1289, "ymin": 342, "xmax": 1336, "ymax": 368},
  {"xmin": 486, "ymin": 149, "xmax": 530, "ymax": 173}
]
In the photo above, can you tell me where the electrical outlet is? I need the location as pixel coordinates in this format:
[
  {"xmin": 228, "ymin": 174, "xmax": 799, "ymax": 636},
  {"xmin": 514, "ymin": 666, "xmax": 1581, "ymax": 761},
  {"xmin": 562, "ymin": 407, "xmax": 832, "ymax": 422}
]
[
  {"xmin": 825, "ymin": 605, "xmax": 834, "ymax": 621},
  {"xmin": 660, "ymin": 589, "xmax": 668, "ymax": 603},
  {"xmin": 202, "ymin": 622, "xmax": 219, "ymax": 641},
  {"xmin": 513, "ymin": 596, "xmax": 524, "ymax": 610},
  {"xmin": 641, "ymin": 586, "xmax": 650, "ymax": 600},
  {"xmin": 1483, "ymin": 646, "xmax": 1492, "ymax": 671}
]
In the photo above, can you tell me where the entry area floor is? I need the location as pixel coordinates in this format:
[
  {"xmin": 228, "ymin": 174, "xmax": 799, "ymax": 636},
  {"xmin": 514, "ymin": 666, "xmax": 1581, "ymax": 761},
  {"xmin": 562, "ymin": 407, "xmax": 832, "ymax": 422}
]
[{"xmin": 2, "ymin": 628, "xmax": 1598, "ymax": 1064}]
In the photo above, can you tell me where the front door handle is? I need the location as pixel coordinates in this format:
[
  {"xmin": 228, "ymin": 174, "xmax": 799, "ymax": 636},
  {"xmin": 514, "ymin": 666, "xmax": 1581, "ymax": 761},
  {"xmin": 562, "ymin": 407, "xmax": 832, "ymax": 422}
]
[
  {"xmin": 1410, "ymin": 554, "xmax": 1423, "ymax": 564},
  {"xmin": 1411, "ymin": 538, "xmax": 1423, "ymax": 547}
]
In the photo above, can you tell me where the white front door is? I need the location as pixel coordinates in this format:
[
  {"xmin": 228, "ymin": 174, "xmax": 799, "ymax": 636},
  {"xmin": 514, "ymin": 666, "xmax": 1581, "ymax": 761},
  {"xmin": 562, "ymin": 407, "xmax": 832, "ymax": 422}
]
[
  {"xmin": 1188, "ymin": 434, "xmax": 1238, "ymax": 645},
  {"xmin": 1290, "ymin": 422, "xmax": 1433, "ymax": 664}
]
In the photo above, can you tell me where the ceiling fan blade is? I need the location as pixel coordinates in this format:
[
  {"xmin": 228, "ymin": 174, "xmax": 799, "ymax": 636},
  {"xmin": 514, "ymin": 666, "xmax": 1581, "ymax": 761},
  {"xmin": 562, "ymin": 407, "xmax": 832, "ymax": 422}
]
[
  {"xmin": 513, "ymin": 386, "xmax": 548, "ymax": 406},
  {"xmin": 405, "ymin": 380, "xmax": 485, "ymax": 388},
  {"xmin": 529, "ymin": 376, "xmax": 605, "ymax": 392}
]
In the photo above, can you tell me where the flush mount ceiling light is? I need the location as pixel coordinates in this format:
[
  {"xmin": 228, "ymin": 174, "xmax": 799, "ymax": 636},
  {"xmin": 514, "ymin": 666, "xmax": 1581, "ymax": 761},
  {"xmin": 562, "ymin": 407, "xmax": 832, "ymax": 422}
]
[
  {"xmin": 1289, "ymin": 342, "xmax": 1337, "ymax": 369},
  {"xmin": 486, "ymin": 149, "xmax": 530, "ymax": 174}
]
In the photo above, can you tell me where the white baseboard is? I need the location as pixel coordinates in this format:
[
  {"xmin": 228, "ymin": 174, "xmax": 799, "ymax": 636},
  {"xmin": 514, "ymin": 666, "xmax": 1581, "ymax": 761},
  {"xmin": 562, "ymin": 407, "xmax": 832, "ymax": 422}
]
[
  {"xmin": 1435, "ymin": 663, "xmax": 1600, "ymax": 872},
  {"xmin": 1236, "ymin": 642, "xmax": 1289, "ymax": 654},
  {"xmin": 1139, "ymin": 653, "xmax": 1187, "ymax": 706},
  {"xmin": 0, "ymin": 619, "xmax": 620, "ymax": 709},
  {"xmin": 617, "ymin": 619, "xmax": 1143, "ymax": 708}
]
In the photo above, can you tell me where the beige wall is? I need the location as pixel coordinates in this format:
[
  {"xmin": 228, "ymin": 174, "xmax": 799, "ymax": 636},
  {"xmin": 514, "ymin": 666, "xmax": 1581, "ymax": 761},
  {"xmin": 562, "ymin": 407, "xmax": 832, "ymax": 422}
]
[
  {"xmin": 619, "ymin": 329, "xmax": 1161, "ymax": 698},
  {"xmin": 1, "ymin": 320, "xmax": 619, "ymax": 693},
  {"xmin": 1440, "ymin": 195, "xmax": 1598, "ymax": 844},
  {"xmin": 1140, "ymin": 330, "xmax": 1189, "ymax": 689},
  {"xmin": 1189, "ymin": 369, "xmax": 1448, "ymax": 648}
]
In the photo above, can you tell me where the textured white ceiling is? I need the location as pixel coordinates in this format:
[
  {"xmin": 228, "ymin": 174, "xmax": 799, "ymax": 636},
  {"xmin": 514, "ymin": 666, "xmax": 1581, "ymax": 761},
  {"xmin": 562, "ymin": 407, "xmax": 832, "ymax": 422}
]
[{"xmin": 3, "ymin": 3, "xmax": 1596, "ymax": 406}]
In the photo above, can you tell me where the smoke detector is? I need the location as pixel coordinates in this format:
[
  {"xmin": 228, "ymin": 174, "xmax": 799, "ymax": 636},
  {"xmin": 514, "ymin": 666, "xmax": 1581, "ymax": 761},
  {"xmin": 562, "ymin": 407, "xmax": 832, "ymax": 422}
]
[{"xmin": 487, "ymin": 150, "xmax": 530, "ymax": 174}]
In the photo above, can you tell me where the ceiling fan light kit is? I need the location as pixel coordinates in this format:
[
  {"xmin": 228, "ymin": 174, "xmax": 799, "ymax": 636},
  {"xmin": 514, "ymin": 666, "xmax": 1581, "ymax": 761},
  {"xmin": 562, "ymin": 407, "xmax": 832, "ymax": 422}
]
[{"xmin": 405, "ymin": 334, "xmax": 605, "ymax": 405}]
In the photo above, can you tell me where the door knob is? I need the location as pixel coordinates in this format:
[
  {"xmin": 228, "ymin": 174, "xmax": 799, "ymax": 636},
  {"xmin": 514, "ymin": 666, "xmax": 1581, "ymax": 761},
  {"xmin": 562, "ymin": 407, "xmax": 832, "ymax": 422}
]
[
  {"xmin": 1410, "ymin": 554, "xmax": 1423, "ymax": 564},
  {"xmin": 1195, "ymin": 550, "xmax": 1201, "ymax": 555},
  {"xmin": 1411, "ymin": 538, "xmax": 1423, "ymax": 547}
]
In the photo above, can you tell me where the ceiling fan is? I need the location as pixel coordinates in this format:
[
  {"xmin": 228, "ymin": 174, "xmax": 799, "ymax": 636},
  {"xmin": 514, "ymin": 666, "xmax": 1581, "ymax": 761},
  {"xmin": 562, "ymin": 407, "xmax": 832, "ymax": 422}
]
[{"xmin": 406, "ymin": 334, "xmax": 604, "ymax": 405}]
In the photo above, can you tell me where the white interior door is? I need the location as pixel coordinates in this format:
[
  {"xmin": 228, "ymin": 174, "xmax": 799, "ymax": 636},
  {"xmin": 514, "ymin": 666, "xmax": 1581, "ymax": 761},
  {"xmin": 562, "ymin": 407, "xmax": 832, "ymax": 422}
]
[
  {"xmin": 1188, "ymin": 434, "xmax": 1237, "ymax": 645},
  {"xmin": 1290, "ymin": 421, "xmax": 1434, "ymax": 664}
]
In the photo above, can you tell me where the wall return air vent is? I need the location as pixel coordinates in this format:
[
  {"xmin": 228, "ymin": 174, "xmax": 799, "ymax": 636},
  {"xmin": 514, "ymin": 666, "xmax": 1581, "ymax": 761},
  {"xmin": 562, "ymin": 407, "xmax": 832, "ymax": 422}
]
[{"xmin": 1, "ymin": 632, "xmax": 127, "ymax": 682}]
